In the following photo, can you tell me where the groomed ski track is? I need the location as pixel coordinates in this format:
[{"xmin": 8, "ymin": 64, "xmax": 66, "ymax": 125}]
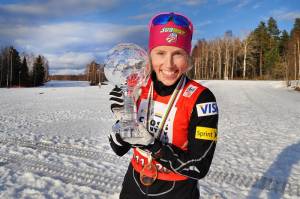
[{"xmin": 0, "ymin": 136, "xmax": 299, "ymax": 197}]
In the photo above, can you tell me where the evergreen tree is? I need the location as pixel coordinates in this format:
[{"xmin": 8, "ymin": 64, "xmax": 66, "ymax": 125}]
[
  {"xmin": 0, "ymin": 52, "xmax": 3, "ymax": 87},
  {"xmin": 264, "ymin": 47, "xmax": 280, "ymax": 78},
  {"xmin": 275, "ymin": 30, "xmax": 290, "ymax": 80},
  {"xmin": 20, "ymin": 57, "xmax": 30, "ymax": 86},
  {"xmin": 32, "ymin": 55, "xmax": 45, "ymax": 86},
  {"xmin": 3, "ymin": 47, "xmax": 22, "ymax": 87},
  {"xmin": 279, "ymin": 30, "xmax": 289, "ymax": 56},
  {"xmin": 0, "ymin": 48, "xmax": 9, "ymax": 87},
  {"xmin": 290, "ymin": 18, "xmax": 300, "ymax": 81},
  {"xmin": 265, "ymin": 18, "xmax": 281, "ymax": 78},
  {"xmin": 253, "ymin": 21, "xmax": 270, "ymax": 78},
  {"xmin": 0, "ymin": 47, "xmax": 49, "ymax": 87},
  {"xmin": 13, "ymin": 48, "xmax": 22, "ymax": 86},
  {"xmin": 291, "ymin": 18, "xmax": 300, "ymax": 35},
  {"xmin": 267, "ymin": 17, "xmax": 280, "ymax": 40}
]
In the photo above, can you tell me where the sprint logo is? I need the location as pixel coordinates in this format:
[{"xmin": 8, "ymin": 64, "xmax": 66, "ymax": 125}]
[
  {"xmin": 196, "ymin": 102, "xmax": 218, "ymax": 117},
  {"xmin": 195, "ymin": 126, "xmax": 217, "ymax": 141}
]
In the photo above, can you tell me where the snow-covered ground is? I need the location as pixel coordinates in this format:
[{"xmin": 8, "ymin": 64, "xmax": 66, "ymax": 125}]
[{"xmin": 0, "ymin": 80, "xmax": 299, "ymax": 199}]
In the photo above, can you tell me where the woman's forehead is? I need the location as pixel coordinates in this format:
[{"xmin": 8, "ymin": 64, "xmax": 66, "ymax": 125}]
[{"xmin": 151, "ymin": 46, "xmax": 187, "ymax": 53}]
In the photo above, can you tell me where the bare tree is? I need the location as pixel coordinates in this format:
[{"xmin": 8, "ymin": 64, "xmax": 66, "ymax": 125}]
[
  {"xmin": 217, "ymin": 38, "xmax": 222, "ymax": 79},
  {"xmin": 86, "ymin": 61, "xmax": 105, "ymax": 85},
  {"xmin": 240, "ymin": 32, "xmax": 256, "ymax": 79},
  {"xmin": 294, "ymin": 44, "xmax": 298, "ymax": 81},
  {"xmin": 242, "ymin": 37, "xmax": 249, "ymax": 79},
  {"xmin": 0, "ymin": 53, "xmax": 3, "ymax": 87},
  {"xmin": 40, "ymin": 55, "xmax": 49, "ymax": 82},
  {"xmin": 211, "ymin": 41, "xmax": 217, "ymax": 79},
  {"xmin": 223, "ymin": 37, "xmax": 230, "ymax": 80},
  {"xmin": 204, "ymin": 42, "xmax": 209, "ymax": 79},
  {"xmin": 190, "ymin": 45, "xmax": 199, "ymax": 79},
  {"xmin": 295, "ymin": 37, "xmax": 300, "ymax": 80}
]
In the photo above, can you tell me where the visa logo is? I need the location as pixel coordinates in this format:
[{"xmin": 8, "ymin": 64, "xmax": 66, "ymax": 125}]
[{"xmin": 196, "ymin": 102, "xmax": 218, "ymax": 117}]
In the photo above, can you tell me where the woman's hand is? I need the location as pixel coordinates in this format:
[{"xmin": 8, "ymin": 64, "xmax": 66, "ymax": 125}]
[
  {"xmin": 122, "ymin": 123, "xmax": 155, "ymax": 147},
  {"xmin": 109, "ymin": 86, "xmax": 124, "ymax": 121}
]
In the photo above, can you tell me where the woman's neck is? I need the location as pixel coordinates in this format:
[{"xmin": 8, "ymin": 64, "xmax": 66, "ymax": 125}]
[{"xmin": 151, "ymin": 72, "xmax": 182, "ymax": 96}]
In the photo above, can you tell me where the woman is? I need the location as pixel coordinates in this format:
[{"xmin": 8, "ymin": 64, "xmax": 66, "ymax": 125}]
[{"xmin": 109, "ymin": 12, "xmax": 218, "ymax": 199}]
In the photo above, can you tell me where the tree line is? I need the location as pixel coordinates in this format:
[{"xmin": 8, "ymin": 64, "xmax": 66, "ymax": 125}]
[
  {"xmin": 189, "ymin": 17, "xmax": 300, "ymax": 83},
  {"xmin": 48, "ymin": 61, "xmax": 107, "ymax": 85},
  {"xmin": 85, "ymin": 61, "xmax": 106, "ymax": 85},
  {"xmin": 0, "ymin": 46, "xmax": 49, "ymax": 87},
  {"xmin": 2, "ymin": 17, "xmax": 299, "ymax": 87},
  {"xmin": 49, "ymin": 74, "xmax": 87, "ymax": 81}
]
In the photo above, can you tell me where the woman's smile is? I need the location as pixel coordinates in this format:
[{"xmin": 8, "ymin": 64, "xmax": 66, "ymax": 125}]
[{"xmin": 150, "ymin": 46, "xmax": 189, "ymax": 86}]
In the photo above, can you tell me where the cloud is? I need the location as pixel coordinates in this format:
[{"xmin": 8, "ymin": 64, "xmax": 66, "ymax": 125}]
[
  {"xmin": 46, "ymin": 52, "xmax": 94, "ymax": 75},
  {"xmin": 197, "ymin": 20, "xmax": 213, "ymax": 27},
  {"xmin": 183, "ymin": 0, "xmax": 207, "ymax": 5},
  {"xmin": 0, "ymin": 21, "xmax": 148, "ymax": 75},
  {"xmin": 217, "ymin": 0, "xmax": 251, "ymax": 9},
  {"xmin": 271, "ymin": 9, "xmax": 300, "ymax": 21},
  {"xmin": 49, "ymin": 68, "xmax": 86, "ymax": 75},
  {"xmin": 128, "ymin": 13, "xmax": 153, "ymax": 20},
  {"xmin": 217, "ymin": 0, "xmax": 235, "ymax": 5},
  {"xmin": 0, "ymin": 22, "xmax": 147, "ymax": 52},
  {"xmin": 0, "ymin": 4, "xmax": 47, "ymax": 15},
  {"xmin": 0, "ymin": 0, "xmax": 120, "ymax": 17},
  {"xmin": 46, "ymin": 52, "xmax": 94, "ymax": 69},
  {"xmin": 235, "ymin": 0, "xmax": 250, "ymax": 9},
  {"xmin": 252, "ymin": 3, "xmax": 261, "ymax": 9},
  {"xmin": 161, "ymin": 0, "xmax": 207, "ymax": 6}
]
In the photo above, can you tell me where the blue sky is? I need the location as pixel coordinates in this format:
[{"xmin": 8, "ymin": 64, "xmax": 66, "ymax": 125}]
[{"xmin": 0, "ymin": 0, "xmax": 299, "ymax": 75}]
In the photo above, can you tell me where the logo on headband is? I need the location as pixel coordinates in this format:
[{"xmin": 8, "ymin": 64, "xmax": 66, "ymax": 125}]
[
  {"xmin": 160, "ymin": 27, "xmax": 186, "ymax": 35},
  {"xmin": 166, "ymin": 33, "xmax": 177, "ymax": 43}
]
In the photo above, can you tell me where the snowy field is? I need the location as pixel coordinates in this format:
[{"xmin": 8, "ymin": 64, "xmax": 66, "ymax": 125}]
[{"xmin": 0, "ymin": 80, "xmax": 299, "ymax": 199}]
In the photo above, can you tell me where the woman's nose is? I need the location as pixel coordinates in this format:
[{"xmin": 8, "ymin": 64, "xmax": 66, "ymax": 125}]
[{"xmin": 165, "ymin": 54, "xmax": 174, "ymax": 69}]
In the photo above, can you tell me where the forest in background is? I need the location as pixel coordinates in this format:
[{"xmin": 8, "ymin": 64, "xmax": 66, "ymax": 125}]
[
  {"xmin": 1, "ymin": 17, "xmax": 299, "ymax": 87},
  {"xmin": 0, "ymin": 47, "xmax": 49, "ymax": 87},
  {"xmin": 188, "ymin": 17, "xmax": 300, "ymax": 85}
]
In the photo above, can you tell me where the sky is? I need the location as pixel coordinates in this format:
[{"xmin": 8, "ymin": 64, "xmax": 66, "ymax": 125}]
[{"xmin": 0, "ymin": 0, "xmax": 299, "ymax": 75}]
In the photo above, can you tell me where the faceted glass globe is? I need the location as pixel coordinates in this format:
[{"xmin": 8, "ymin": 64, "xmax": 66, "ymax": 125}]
[{"xmin": 104, "ymin": 43, "xmax": 148, "ymax": 86}]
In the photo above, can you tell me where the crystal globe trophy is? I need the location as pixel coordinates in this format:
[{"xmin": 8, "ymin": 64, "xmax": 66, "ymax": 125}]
[{"xmin": 104, "ymin": 43, "xmax": 148, "ymax": 138}]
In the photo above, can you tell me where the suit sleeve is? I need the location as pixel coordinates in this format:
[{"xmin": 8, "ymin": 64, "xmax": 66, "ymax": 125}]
[
  {"xmin": 108, "ymin": 133, "xmax": 131, "ymax": 157},
  {"xmin": 148, "ymin": 88, "xmax": 218, "ymax": 180}
]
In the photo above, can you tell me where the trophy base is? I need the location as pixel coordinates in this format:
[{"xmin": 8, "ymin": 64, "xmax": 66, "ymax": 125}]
[
  {"xmin": 112, "ymin": 122, "xmax": 143, "ymax": 138},
  {"xmin": 120, "ymin": 127, "xmax": 143, "ymax": 138}
]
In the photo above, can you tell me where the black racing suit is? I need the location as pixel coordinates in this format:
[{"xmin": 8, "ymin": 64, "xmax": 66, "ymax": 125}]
[{"xmin": 109, "ymin": 73, "xmax": 218, "ymax": 199}]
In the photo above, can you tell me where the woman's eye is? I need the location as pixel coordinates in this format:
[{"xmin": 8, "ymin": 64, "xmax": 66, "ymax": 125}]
[
  {"xmin": 175, "ymin": 51, "xmax": 184, "ymax": 55},
  {"xmin": 157, "ymin": 51, "xmax": 164, "ymax": 55},
  {"xmin": 174, "ymin": 52, "xmax": 185, "ymax": 58}
]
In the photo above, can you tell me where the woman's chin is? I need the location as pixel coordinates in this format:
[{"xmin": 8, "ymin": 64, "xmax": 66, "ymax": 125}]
[
  {"xmin": 160, "ymin": 78, "xmax": 178, "ymax": 86},
  {"xmin": 157, "ymin": 72, "xmax": 182, "ymax": 86}
]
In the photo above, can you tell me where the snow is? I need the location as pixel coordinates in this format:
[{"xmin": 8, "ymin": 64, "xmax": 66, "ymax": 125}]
[{"xmin": 0, "ymin": 80, "xmax": 299, "ymax": 199}]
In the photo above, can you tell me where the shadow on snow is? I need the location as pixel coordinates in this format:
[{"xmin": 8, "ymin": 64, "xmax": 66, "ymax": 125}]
[{"xmin": 247, "ymin": 141, "xmax": 300, "ymax": 198}]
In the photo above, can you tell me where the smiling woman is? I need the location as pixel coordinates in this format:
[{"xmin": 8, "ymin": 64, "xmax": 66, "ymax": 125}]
[
  {"xmin": 150, "ymin": 46, "xmax": 189, "ymax": 86},
  {"xmin": 108, "ymin": 12, "xmax": 219, "ymax": 199}
]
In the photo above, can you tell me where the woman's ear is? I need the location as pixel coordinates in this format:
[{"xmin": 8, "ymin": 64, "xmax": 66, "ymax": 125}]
[{"xmin": 185, "ymin": 55, "xmax": 193, "ymax": 72}]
